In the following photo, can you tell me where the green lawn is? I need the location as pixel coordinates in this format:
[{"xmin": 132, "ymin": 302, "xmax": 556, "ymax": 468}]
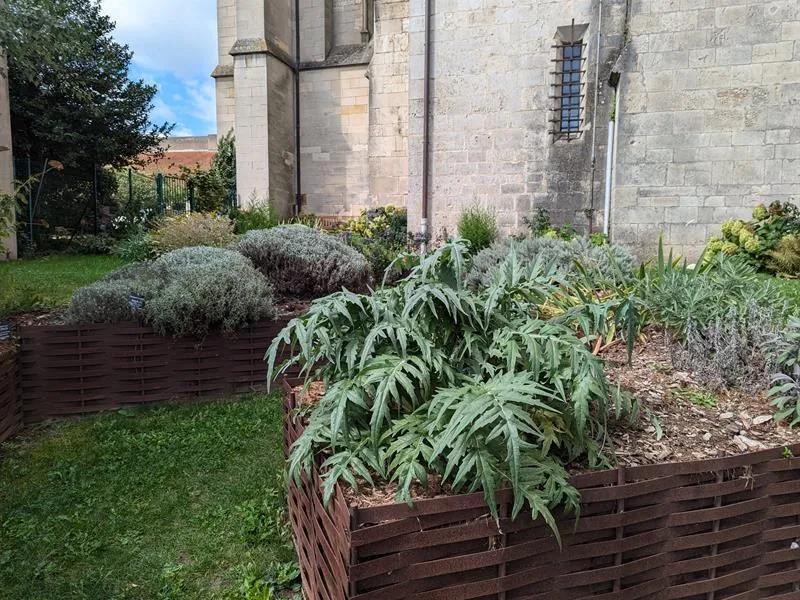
[
  {"xmin": 0, "ymin": 395, "xmax": 298, "ymax": 600},
  {"xmin": 0, "ymin": 254, "xmax": 125, "ymax": 317}
]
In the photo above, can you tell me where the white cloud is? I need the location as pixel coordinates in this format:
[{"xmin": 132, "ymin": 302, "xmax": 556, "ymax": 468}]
[
  {"xmin": 186, "ymin": 79, "xmax": 216, "ymax": 125},
  {"xmin": 150, "ymin": 96, "xmax": 178, "ymax": 124},
  {"xmin": 102, "ymin": 1, "xmax": 218, "ymax": 135},
  {"xmin": 101, "ymin": 0, "xmax": 217, "ymax": 80},
  {"xmin": 171, "ymin": 127, "xmax": 196, "ymax": 137}
]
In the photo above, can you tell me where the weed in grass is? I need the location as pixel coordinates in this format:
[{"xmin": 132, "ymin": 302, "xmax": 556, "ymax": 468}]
[
  {"xmin": 673, "ymin": 389, "xmax": 717, "ymax": 408},
  {"xmin": 689, "ymin": 392, "xmax": 717, "ymax": 408}
]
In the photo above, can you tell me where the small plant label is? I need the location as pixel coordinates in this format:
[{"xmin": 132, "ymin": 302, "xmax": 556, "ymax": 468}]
[
  {"xmin": 0, "ymin": 322, "xmax": 10, "ymax": 341},
  {"xmin": 129, "ymin": 295, "xmax": 145, "ymax": 311}
]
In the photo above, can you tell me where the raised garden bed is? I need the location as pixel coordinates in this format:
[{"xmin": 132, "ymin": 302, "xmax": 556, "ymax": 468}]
[
  {"xmin": 283, "ymin": 383, "xmax": 800, "ymax": 600},
  {"xmin": 0, "ymin": 347, "xmax": 22, "ymax": 443},
  {"xmin": 0, "ymin": 316, "xmax": 301, "ymax": 439}
]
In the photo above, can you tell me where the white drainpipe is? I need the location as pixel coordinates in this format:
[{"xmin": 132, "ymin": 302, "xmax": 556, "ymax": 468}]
[{"xmin": 603, "ymin": 86, "xmax": 620, "ymax": 236}]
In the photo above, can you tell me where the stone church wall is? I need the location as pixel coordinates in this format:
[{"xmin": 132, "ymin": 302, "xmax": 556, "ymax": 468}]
[
  {"xmin": 299, "ymin": 65, "xmax": 370, "ymax": 215},
  {"xmin": 406, "ymin": 0, "xmax": 627, "ymax": 240},
  {"xmin": 614, "ymin": 0, "xmax": 800, "ymax": 259}
]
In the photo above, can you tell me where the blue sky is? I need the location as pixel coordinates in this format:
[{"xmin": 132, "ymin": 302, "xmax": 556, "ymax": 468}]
[{"xmin": 101, "ymin": 0, "xmax": 218, "ymax": 137}]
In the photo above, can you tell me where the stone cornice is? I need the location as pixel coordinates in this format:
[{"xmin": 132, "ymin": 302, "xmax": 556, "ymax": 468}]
[
  {"xmin": 298, "ymin": 43, "xmax": 373, "ymax": 71},
  {"xmin": 211, "ymin": 65, "xmax": 234, "ymax": 78},
  {"xmin": 229, "ymin": 37, "xmax": 294, "ymax": 71}
]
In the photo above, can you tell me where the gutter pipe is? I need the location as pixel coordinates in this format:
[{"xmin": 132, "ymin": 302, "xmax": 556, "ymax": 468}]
[
  {"xmin": 420, "ymin": 0, "xmax": 432, "ymax": 252},
  {"xmin": 588, "ymin": 0, "xmax": 603, "ymax": 232},
  {"xmin": 294, "ymin": 0, "xmax": 302, "ymax": 215}
]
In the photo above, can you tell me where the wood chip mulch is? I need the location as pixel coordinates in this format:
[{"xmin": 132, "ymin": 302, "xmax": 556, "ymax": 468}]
[{"xmin": 601, "ymin": 330, "xmax": 800, "ymax": 469}]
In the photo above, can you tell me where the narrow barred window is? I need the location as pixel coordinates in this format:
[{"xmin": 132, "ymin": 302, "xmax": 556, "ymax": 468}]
[
  {"xmin": 559, "ymin": 42, "xmax": 583, "ymax": 134},
  {"xmin": 550, "ymin": 24, "xmax": 587, "ymax": 141}
]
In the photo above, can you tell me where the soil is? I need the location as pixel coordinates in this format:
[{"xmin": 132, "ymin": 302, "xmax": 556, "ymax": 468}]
[
  {"xmin": 7, "ymin": 309, "xmax": 64, "ymax": 327},
  {"xmin": 291, "ymin": 329, "xmax": 800, "ymax": 506},
  {"xmin": 600, "ymin": 329, "xmax": 800, "ymax": 470}
]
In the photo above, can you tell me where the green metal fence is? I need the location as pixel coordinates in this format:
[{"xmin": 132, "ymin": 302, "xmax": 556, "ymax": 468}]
[{"xmin": 122, "ymin": 169, "xmax": 194, "ymax": 217}]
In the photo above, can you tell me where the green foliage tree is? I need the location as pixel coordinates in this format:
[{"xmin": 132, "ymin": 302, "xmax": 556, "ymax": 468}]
[{"xmin": 0, "ymin": 0, "xmax": 171, "ymax": 174}]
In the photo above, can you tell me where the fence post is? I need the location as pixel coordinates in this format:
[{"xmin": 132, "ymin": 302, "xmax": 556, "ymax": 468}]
[
  {"xmin": 93, "ymin": 164, "xmax": 99, "ymax": 235},
  {"xmin": 155, "ymin": 173, "xmax": 164, "ymax": 214},
  {"xmin": 188, "ymin": 182, "xmax": 195, "ymax": 212},
  {"xmin": 26, "ymin": 157, "xmax": 33, "ymax": 245},
  {"xmin": 128, "ymin": 168, "xmax": 133, "ymax": 207}
]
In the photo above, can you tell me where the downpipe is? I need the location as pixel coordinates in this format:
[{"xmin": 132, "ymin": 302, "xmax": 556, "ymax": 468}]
[
  {"xmin": 420, "ymin": 0, "xmax": 432, "ymax": 254},
  {"xmin": 603, "ymin": 115, "xmax": 615, "ymax": 236},
  {"xmin": 603, "ymin": 86, "xmax": 620, "ymax": 236}
]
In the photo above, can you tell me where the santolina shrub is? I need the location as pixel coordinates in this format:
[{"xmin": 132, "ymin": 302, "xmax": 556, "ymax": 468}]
[
  {"xmin": 467, "ymin": 236, "xmax": 636, "ymax": 289},
  {"xmin": 66, "ymin": 247, "xmax": 275, "ymax": 337},
  {"xmin": 231, "ymin": 224, "xmax": 371, "ymax": 296},
  {"xmin": 151, "ymin": 212, "xmax": 234, "ymax": 254},
  {"xmin": 147, "ymin": 248, "xmax": 276, "ymax": 337}
]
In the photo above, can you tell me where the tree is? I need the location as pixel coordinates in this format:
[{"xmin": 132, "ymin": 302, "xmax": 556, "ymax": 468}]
[{"xmin": 0, "ymin": 0, "xmax": 171, "ymax": 176}]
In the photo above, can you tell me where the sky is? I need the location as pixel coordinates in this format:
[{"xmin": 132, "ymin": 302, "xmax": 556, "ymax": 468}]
[{"xmin": 101, "ymin": 0, "xmax": 218, "ymax": 137}]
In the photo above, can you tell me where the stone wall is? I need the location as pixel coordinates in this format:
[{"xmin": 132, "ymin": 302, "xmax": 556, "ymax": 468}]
[
  {"xmin": 367, "ymin": 0, "xmax": 409, "ymax": 210},
  {"xmin": 333, "ymin": 0, "xmax": 363, "ymax": 46},
  {"xmin": 406, "ymin": 0, "xmax": 627, "ymax": 240},
  {"xmin": 214, "ymin": 0, "xmax": 236, "ymax": 136},
  {"xmin": 216, "ymin": 0, "xmax": 800, "ymax": 260},
  {"xmin": 299, "ymin": 0, "xmax": 332, "ymax": 62},
  {"xmin": 299, "ymin": 65, "xmax": 370, "ymax": 215},
  {"xmin": 614, "ymin": 0, "xmax": 800, "ymax": 259},
  {"xmin": 267, "ymin": 60, "xmax": 296, "ymax": 213}
]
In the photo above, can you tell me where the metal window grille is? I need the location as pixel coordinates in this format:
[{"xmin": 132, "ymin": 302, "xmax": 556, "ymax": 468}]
[{"xmin": 550, "ymin": 40, "xmax": 586, "ymax": 141}]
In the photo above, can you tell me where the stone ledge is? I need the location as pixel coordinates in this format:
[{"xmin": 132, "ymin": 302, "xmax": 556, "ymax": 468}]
[
  {"xmin": 230, "ymin": 37, "xmax": 294, "ymax": 70},
  {"xmin": 299, "ymin": 43, "xmax": 373, "ymax": 71},
  {"xmin": 211, "ymin": 64, "xmax": 234, "ymax": 78}
]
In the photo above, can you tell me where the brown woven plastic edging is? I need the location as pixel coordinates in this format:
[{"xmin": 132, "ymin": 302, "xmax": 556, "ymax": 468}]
[
  {"xmin": 283, "ymin": 384, "xmax": 800, "ymax": 600},
  {"xmin": 16, "ymin": 317, "xmax": 298, "ymax": 424},
  {"xmin": 0, "ymin": 349, "xmax": 23, "ymax": 442}
]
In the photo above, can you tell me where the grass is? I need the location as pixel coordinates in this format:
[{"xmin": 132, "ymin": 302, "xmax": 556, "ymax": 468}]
[
  {"xmin": 0, "ymin": 254, "xmax": 126, "ymax": 317},
  {"xmin": 0, "ymin": 394, "xmax": 298, "ymax": 600}
]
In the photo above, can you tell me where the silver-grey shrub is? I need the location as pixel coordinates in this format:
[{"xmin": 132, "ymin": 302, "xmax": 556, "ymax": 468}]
[
  {"xmin": 466, "ymin": 236, "xmax": 637, "ymax": 289},
  {"xmin": 66, "ymin": 247, "xmax": 276, "ymax": 337},
  {"xmin": 231, "ymin": 224, "xmax": 372, "ymax": 296},
  {"xmin": 65, "ymin": 280, "xmax": 137, "ymax": 324},
  {"xmin": 144, "ymin": 261, "xmax": 275, "ymax": 336}
]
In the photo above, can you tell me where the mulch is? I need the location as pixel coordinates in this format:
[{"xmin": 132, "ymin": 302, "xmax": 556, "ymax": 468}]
[{"xmin": 601, "ymin": 329, "xmax": 800, "ymax": 469}]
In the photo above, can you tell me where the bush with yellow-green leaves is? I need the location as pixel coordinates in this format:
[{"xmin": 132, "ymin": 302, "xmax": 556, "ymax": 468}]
[{"xmin": 705, "ymin": 201, "xmax": 800, "ymax": 276}]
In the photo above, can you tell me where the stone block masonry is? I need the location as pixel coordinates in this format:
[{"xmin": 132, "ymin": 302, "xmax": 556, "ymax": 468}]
[
  {"xmin": 299, "ymin": 66, "xmax": 370, "ymax": 215},
  {"xmin": 614, "ymin": 0, "xmax": 800, "ymax": 259},
  {"xmin": 406, "ymin": 0, "xmax": 627, "ymax": 240},
  {"xmin": 217, "ymin": 0, "xmax": 800, "ymax": 260}
]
